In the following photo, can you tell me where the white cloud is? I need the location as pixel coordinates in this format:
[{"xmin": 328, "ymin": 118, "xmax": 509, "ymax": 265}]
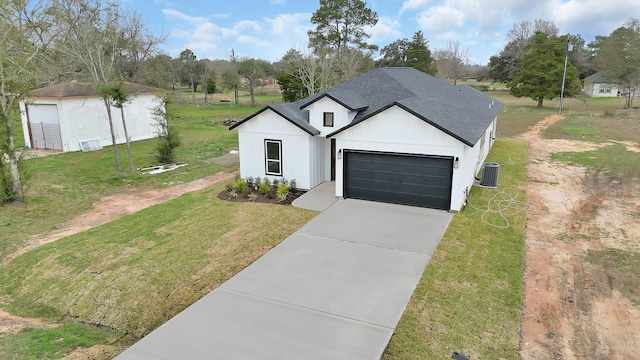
[
  {"xmin": 270, "ymin": 0, "xmax": 286, "ymax": 4},
  {"xmin": 264, "ymin": 13, "xmax": 311, "ymax": 36},
  {"xmin": 368, "ymin": 17, "xmax": 402, "ymax": 44},
  {"xmin": 417, "ymin": 5, "xmax": 465, "ymax": 36},
  {"xmin": 400, "ymin": 0, "xmax": 433, "ymax": 14}
]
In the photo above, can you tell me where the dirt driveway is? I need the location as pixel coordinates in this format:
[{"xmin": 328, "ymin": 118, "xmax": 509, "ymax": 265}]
[{"xmin": 519, "ymin": 115, "xmax": 640, "ymax": 359}]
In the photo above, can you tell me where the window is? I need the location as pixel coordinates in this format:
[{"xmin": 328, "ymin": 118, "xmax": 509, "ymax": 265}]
[
  {"xmin": 265, "ymin": 140, "xmax": 282, "ymax": 176},
  {"xmin": 599, "ymin": 84, "xmax": 613, "ymax": 94},
  {"xmin": 323, "ymin": 112, "xmax": 334, "ymax": 127}
]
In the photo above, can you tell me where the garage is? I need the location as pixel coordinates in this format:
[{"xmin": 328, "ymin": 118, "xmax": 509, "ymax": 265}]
[{"xmin": 343, "ymin": 150, "xmax": 453, "ymax": 210}]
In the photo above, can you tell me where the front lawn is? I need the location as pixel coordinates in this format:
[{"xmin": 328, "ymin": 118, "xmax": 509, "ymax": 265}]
[{"xmin": 385, "ymin": 139, "xmax": 528, "ymax": 359}]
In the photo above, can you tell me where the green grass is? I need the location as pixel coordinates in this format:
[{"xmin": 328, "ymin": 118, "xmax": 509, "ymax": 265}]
[
  {"xmin": 585, "ymin": 248, "xmax": 640, "ymax": 306},
  {"xmin": 0, "ymin": 101, "xmax": 256, "ymax": 264},
  {"xmin": 543, "ymin": 113, "xmax": 640, "ymax": 144},
  {"xmin": 550, "ymin": 144, "xmax": 640, "ymax": 177},
  {"xmin": 385, "ymin": 139, "xmax": 527, "ymax": 359},
  {"xmin": 0, "ymin": 321, "xmax": 119, "ymax": 360},
  {"xmin": 0, "ymin": 182, "xmax": 317, "ymax": 339}
]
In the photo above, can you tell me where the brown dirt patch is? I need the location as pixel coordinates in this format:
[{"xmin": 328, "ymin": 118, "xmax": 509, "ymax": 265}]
[
  {"xmin": 0, "ymin": 309, "xmax": 57, "ymax": 334},
  {"xmin": 3, "ymin": 172, "xmax": 236, "ymax": 265},
  {"xmin": 520, "ymin": 115, "xmax": 640, "ymax": 359}
]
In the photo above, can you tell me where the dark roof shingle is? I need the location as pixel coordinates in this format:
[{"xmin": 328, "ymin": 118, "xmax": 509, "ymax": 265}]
[{"xmin": 233, "ymin": 67, "xmax": 503, "ymax": 146}]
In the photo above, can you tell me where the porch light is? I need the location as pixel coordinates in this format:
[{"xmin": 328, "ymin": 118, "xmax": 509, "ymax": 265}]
[
  {"xmin": 337, "ymin": 149, "xmax": 342, "ymax": 159},
  {"xmin": 453, "ymin": 157, "xmax": 459, "ymax": 168}
]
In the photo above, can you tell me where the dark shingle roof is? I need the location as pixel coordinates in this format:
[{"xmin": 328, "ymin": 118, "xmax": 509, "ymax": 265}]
[
  {"xmin": 232, "ymin": 67, "xmax": 503, "ymax": 146},
  {"xmin": 229, "ymin": 99, "xmax": 319, "ymax": 135},
  {"xmin": 29, "ymin": 82, "xmax": 164, "ymax": 98}
]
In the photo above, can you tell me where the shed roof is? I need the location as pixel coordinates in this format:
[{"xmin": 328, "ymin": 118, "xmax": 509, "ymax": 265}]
[
  {"xmin": 28, "ymin": 82, "xmax": 164, "ymax": 98},
  {"xmin": 231, "ymin": 67, "xmax": 503, "ymax": 146}
]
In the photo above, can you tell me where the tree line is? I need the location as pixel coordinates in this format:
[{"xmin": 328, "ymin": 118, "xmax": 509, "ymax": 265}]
[{"xmin": 2, "ymin": 0, "xmax": 639, "ymax": 204}]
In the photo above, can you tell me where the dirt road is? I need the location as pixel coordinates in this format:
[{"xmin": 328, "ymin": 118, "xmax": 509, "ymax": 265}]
[{"xmin": 519, "ymin": 115, "xmax": 640, "ymax": 359}]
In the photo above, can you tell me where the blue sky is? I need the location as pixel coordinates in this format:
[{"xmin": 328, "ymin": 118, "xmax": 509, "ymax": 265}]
[{"xmin": 122, "ymin": 0, "xmax": 639, "ymax": 65}]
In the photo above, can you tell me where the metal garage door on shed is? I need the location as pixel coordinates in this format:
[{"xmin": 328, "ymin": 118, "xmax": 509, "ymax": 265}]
[{"xmin": 344, "ymin": 151, "xmax": 453, "ymax": 210}]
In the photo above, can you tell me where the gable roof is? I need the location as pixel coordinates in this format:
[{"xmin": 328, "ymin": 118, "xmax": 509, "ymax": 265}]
[
  {"xmin": 232, "ymin": 100, "xmax": 319, "ymax": 136},
  {"xmin": 232, "ymin": 67, "xmax": 503, "ymax": 146},
  {"xmin": 28, "ymin": 82, "xmax": 164, "ymax": 98},
  {"xmin": 585, "ymin": 72, "xmax": 615, "ymax": 84}
]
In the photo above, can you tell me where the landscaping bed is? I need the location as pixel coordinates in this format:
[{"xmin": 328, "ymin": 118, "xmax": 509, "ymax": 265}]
[{"xmin": 218, "ymin": 176, "xmax": 305, "ymax": 206}]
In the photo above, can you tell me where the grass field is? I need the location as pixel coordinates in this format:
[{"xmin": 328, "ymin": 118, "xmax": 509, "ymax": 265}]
[
  {"xmin": 385, "ymin": 139, "xmax": 528, "ymax": 359},
  {"xmin": 1, "ymin": 87, "xmax": 637, "ymax": 358}
]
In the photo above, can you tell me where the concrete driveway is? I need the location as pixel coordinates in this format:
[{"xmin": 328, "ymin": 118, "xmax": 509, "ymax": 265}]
[{"xmin": 115, "ymin": 199, "xmax": 452, "ymax": 360}]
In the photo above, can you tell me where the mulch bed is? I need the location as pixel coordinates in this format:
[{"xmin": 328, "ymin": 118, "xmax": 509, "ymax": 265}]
[{"xmin": 217, "ymin": 190, "xmax": 306, "ymax": 206}]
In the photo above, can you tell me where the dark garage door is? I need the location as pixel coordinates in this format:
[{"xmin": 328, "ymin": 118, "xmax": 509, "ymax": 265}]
[{"xmin": 344, "ymin": 151, "xmax": 453, "ymax": 210}]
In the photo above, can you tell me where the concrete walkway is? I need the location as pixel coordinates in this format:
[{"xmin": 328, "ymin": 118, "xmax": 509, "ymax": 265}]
[
  {"xmin": 291, "ymin": 181, "xmax": 338, "ymax": 211},
  {"xmin": 115, "ymin": 199, "xmax": 452, "ymax": 360}
]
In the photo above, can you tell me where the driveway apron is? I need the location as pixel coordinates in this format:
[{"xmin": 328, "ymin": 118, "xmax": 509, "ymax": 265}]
[{"xmin": 115, "ymin": 199, "xmax": 453, "ymax": 360}]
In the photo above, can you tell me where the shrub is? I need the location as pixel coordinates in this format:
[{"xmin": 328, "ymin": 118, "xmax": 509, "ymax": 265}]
[
  {"xmin": 227, "ymin": 188, "xmax": 237, "ymax": 199},
  {"xmin": 277, "ymin": 183, "xmax": 289, "ymax": 196},
  {"xmin": 258, "ymin": 179, "xmax": 270, "ymax": 195},
  {"xmin": 241, "ymin": 186, "xmax": 252, "ymax": 198},
  {"xmin": 224, "ymin": 183, "xmax": 233, "ymax": 192},
  {"xmin": 234, "ymin": 178, "xmax": 248, "ymax": 193},
  {"xmin": 248, "ymin": 193, "xmax": 257, "ymax": 202},
  {"xmin": 245, "ymin": 176, "xmax": 255, "ymax": 188},
  {"xmin": 288, "ymin": 179, "xmax": 297, "ymax": 193},
  {"xmin": 276, "ymin": 192, "xmax": 288, "ymax": 202},
  {"xmin": 265, "ymin": 185, "xmax": 276, "ymax": 199},
  {"xmin": 153, "ymin": 95, "xmax": 182, "ymax": 163}
]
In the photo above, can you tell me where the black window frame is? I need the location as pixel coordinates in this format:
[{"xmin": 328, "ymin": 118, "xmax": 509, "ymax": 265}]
[
  {"xmin": 264, "ymin": 139, "xmax": 283, "ymax": 176},
  {"xmin": 323, "ymin": 112, "xmax": 334, "ymax": 127}
]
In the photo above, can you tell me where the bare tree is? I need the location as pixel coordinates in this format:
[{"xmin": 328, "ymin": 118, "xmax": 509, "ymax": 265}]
[
  {"xmin": 116, "ymin": 11, "xmax": 166, "ymax": 83},
  {"xmin": 507, "ymin": 19, "xmax": 559, "ymax": 57},
  {"xmin": 53, "ymin": 0, "xmax": 162, "ymax": 173},
  {"xmin": 53, "ymin": 0, "xmax": 125, "ymax": 172},
  {"xmin": 281, "ymin": 46, "xmax": 334, "ymax": 97},
  {"xmin": 435, "ymin": 40, "xmax": 469, "ymax": 85},
  {"xmin": 0, "ymin": 0, "xmax": 56, "ymax": 202}
]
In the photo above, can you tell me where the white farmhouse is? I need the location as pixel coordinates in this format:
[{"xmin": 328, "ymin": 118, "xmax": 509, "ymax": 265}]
[{"xmin": 230, "ymin": 67, "xmax": 503, "ymax": 211}]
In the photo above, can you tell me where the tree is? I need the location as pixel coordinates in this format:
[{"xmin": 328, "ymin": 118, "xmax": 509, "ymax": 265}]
[
  {"xmin": 308, "ymin": 0, "xmax": 378, "ymax": 53},
  {"xmin": 114, "ymin": 11, "xmax": 166, "ymax": 84},
  {"xmin": 222, "ymin": 68, "xmax": 240, "ymax": 104},
  {"xmin": 488, "ymin": 19, "xmax": 559, "ymax": 84},
  {"xmin": 591, "ymin": 19, "xmax": 640, "ymax": 108},
  {"xmin": 487, "ymin": 40, "xmax": 520, "ymax": 83},
  {"xmin": 377, "ymin": 32, "xmax": 436, "ymax": 75},
  {"xmin": 435, "ymin": 40, "xmax": 468, "ymax": 83},
  {"xmin": 177, "ymin": 49, "xmax": 204, "ymax": 105},
  {"xmin": 204, "ymin": 77, "xmax": 216, "ymax": 103},
  {"xmin": 508, "ymin": 32, "xmax": 581, "ymax": 108},
  {"xmin": 53, "ymin": 0, "xmax": 149, "ymax": 173},
  {"xmin": 237, "ymin": 58, "xmax": 264, "ymax": 107},
  {"xmin": 0, "ymin": 0, "xmax": 55, "ymax": 202},
  {"xmin": 277, "ymin": 71, "xmax": 308, "ymax": 102},
  {"xmin": 152, "ymin": 95, "xmax": 181, "ymax": 163},
  {"xmin": 377, "ymin": 38, "xmax": 410, "ymax": 67},
  {"xmin": 308, "ymin": 0, "xmax": 378, "ymax": 82},
  {"xmin": 103, "ymin": 81, "xmax": 134, "ymax": 172}
]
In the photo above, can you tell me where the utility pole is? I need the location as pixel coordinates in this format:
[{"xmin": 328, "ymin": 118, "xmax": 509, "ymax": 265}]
[{"xmin": 559, "ymin": 39, "xmax": 573, "ymax": 114}]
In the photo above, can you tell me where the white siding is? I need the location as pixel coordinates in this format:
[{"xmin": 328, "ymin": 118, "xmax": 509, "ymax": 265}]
[
  {"xmin": 21, "ymin": 95, "xmax": 160, "ymax": 152},
  {"xmin": 235, "ymin": 110, "xmax": 313, "ymax": 189},
  {"xmin": 333, "ymin": 105, "xmax": 481, "ymax": 211},
  {"xmin": 309, "ymin": 136, "xmax": 326, "ymax": 188},
  {"xmin": 306, "ymin": 97, "xmax": 350, "ymax": 137}
]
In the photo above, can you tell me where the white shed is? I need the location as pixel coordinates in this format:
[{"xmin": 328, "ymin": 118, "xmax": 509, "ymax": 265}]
[
  {"xmin": 20, "ymin": 82, "xmax": 164, "ymax": 152},
  {"xmin": 231, "ymin": 68, "xmax": 502, "ymax": 212}
]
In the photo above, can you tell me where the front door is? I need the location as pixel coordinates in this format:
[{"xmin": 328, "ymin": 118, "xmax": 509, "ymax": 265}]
[{"xmin": 330, "ymin": 139, "xmax": 336, "ymax": 181}]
